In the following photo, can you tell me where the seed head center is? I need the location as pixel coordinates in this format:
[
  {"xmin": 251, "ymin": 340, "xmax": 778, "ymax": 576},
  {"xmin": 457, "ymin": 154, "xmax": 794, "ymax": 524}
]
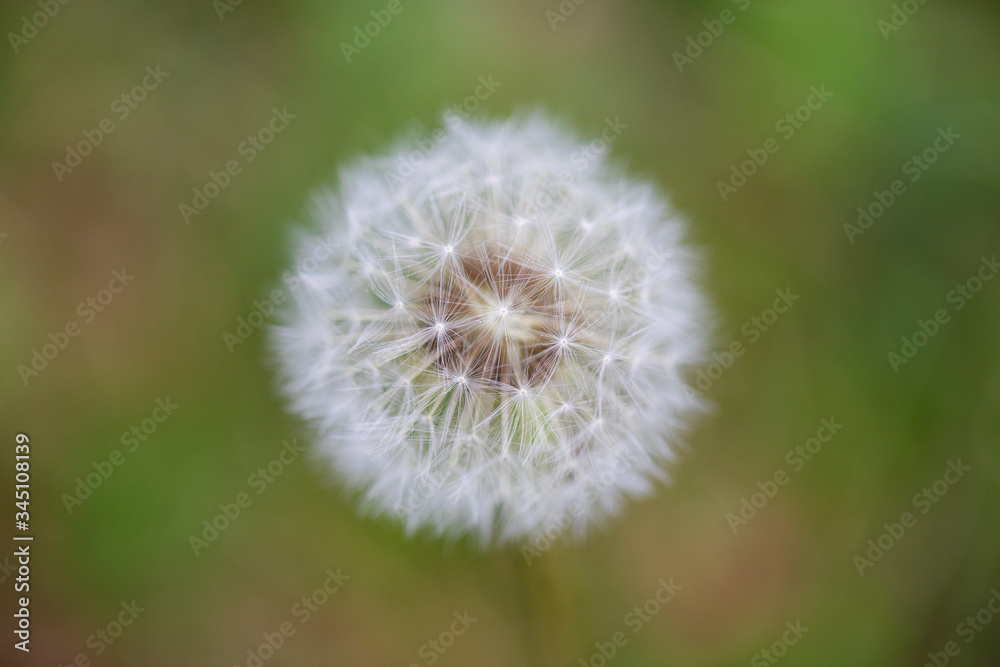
[{"xmin": 417, "ymin": 244, "xmax": 576, "ymax": 387}]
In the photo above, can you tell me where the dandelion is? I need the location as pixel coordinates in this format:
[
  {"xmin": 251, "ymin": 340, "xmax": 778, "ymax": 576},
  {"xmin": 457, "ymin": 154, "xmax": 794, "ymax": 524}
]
[{"xmin": 272, "ymin": 112, "xmax": 709, "ymax": 544}]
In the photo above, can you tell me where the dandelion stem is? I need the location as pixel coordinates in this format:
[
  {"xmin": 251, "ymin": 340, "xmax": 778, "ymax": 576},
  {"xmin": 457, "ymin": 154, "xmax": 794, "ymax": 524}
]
[{"xmin": 507, "ymin": 546, "xmax": 576, "ymax": 666}]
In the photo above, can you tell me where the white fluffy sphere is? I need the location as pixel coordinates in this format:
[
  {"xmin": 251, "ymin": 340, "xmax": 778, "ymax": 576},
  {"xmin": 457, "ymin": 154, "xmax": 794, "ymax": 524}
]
[{"xmin": 273, "ymin": 113, "xmax": 709, "ymax": 544}]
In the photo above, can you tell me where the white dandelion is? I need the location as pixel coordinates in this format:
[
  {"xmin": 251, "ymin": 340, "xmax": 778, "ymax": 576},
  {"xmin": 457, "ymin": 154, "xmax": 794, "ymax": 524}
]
[{"xmin": 272, "ymin": 112, "xmax": 709, "ymax": 545}]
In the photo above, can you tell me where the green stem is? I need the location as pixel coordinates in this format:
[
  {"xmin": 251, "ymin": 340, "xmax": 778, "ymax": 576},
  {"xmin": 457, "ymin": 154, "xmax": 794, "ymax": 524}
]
[{"xmin": 506, "ymin": 545, "xmax": 576, "ymax": 666}]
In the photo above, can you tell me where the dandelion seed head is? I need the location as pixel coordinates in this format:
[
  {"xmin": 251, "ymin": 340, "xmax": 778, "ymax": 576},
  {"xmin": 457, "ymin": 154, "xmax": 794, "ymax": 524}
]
[{"xmin": 273, "ymin": 112, "xmax": 710, "ymax": 545}]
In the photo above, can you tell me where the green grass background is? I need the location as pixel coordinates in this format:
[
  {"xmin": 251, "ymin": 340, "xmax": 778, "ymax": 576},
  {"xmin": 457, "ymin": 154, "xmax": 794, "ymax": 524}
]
[{"xmin": 1, "ymin": 0, "xmax": 999, "ymax": 664}]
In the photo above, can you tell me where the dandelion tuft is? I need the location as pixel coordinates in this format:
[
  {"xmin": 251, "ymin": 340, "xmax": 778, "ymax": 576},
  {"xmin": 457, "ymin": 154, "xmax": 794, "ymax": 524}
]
[{"xmin": 273, "ymin": 112, "xmax": 710, "ymax": 544}]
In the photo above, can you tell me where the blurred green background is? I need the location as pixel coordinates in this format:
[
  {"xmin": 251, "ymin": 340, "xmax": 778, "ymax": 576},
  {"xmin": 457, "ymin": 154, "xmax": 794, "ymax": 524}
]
[{"xmin": 2, "ymin": 0, "xmax": 999, "ymax": 665}]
